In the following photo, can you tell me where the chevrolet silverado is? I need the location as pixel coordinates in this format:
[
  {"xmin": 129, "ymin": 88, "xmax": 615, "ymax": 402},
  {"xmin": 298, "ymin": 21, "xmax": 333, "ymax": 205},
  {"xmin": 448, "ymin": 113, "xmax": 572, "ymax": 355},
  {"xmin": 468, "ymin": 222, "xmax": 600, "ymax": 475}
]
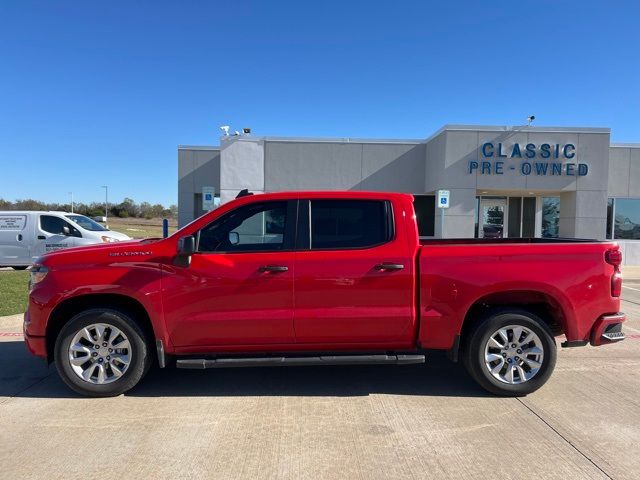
[{"xmin": 23, "ymin": 191, "xmax": 626, "ymax": 397}]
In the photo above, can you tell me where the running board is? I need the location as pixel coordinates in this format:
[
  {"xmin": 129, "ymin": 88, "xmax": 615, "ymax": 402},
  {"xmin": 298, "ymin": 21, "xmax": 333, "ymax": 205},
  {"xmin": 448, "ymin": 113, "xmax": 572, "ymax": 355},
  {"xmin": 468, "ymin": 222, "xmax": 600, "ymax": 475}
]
[{"xmin": 176, "ymin": 354, "xmax": 425, "ymax": 369}]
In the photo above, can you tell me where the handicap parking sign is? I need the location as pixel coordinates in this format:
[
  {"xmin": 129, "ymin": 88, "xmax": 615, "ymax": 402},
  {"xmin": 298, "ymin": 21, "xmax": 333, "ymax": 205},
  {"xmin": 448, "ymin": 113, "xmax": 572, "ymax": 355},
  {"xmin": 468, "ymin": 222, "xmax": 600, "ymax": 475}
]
[
  {"xmin": 437, "ymin": 190, "xmax": 450, "ymax": 209},
  {"xmin": 202, "ymin": 187, "xmax": 216, "ymax": 211}
]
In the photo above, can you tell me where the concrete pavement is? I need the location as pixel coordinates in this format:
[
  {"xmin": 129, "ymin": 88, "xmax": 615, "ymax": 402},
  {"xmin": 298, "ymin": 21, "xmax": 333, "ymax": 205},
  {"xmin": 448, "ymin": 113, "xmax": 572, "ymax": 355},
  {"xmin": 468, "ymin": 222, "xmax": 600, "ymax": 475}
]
[
  {"xmin": 0, "ymin": 295, "xmax": 639, "ymax": 479},
  {"xmin": 622, "ymin": 265, "xmax": 640, "ymax": 280}
]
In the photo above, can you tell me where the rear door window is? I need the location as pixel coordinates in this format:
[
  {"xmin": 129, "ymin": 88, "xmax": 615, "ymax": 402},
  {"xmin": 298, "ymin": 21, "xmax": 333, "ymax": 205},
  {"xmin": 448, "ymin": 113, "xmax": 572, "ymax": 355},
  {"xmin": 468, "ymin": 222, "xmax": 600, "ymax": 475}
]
[{"xmin": 309, "ymin": 200, "xmax": 392, "ymax": 249}]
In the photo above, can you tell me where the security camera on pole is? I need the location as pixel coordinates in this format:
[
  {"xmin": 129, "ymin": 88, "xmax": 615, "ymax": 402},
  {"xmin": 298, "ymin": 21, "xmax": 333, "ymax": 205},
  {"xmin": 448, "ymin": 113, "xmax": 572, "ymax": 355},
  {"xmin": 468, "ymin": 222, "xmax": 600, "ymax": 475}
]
[{"xmin": 437, "ymin": 189, "xmax": 450, "ymax": 237}]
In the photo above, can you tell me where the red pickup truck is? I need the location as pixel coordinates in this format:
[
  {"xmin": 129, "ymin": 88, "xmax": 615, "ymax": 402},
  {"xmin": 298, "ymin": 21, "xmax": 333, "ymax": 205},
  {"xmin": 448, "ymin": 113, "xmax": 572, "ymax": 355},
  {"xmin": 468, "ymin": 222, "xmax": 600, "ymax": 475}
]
[{"xmin": 23, "ymin": 191, "xmax": 626, "ymax": 397}]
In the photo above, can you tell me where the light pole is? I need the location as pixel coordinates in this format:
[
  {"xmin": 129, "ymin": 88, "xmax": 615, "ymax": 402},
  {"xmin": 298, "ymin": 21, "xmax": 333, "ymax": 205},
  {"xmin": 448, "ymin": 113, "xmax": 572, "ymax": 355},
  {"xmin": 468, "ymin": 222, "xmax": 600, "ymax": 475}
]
[
  {"xmin": 101, "ymin": 185, "xmax": 108, "ymax": 226},
  {"xmin": 68, "ymin": 192, "xmax": 74, "ymax": 213}
]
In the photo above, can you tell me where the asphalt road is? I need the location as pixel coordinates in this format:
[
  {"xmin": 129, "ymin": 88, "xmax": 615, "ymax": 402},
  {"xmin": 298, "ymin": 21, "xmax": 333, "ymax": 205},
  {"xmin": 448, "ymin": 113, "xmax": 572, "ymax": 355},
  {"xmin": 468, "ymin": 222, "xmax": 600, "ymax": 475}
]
[{"xmin": 1, "ymin": 290, "xmax": 639, "ymax": 479}]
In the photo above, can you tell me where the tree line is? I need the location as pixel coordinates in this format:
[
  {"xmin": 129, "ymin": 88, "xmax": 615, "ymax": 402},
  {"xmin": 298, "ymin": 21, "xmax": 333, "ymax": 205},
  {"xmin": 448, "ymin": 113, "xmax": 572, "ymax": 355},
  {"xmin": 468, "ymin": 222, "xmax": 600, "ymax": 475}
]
[{"xmin": 0, "ymin": 198, "xmax": 177, "ymax": 219}]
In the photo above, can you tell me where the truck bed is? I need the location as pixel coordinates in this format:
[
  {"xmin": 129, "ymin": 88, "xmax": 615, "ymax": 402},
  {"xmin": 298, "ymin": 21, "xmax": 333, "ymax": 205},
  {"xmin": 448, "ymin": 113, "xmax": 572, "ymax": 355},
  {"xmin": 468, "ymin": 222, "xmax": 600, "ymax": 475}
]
[
  {"xmin": 417, "ymin": 238, "xmax": 621, "ymax": 350},
  {"xmin": 420, "ymin": 237, "xmax": 603, "ymax": 245}
]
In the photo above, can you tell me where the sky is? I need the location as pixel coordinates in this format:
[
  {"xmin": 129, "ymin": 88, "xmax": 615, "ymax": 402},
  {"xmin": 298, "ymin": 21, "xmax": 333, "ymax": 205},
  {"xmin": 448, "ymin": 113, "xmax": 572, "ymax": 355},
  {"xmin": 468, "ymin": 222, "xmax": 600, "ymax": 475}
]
[{"xmin": 1, "ymin": 1, "xmax": 639, "ymax": 206}]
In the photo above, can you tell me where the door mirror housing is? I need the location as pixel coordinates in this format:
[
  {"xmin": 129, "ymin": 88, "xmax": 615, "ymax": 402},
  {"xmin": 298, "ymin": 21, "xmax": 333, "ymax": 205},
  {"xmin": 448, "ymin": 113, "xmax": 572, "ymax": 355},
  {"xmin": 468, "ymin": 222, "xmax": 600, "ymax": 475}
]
[
  {"xmin": 175, "ymin": 235, "xmax": 196, "ymax": 267},
  {"xmin": 177, "ymin": 235, "xmax": 196, "ymax": 255},
  {"xmin": 62, "ymin": 225, "xmax": 71, "ymax": 236},
  {"xmin": 228, "ymin": 231, "xmax": 240, "ymax": 245}
]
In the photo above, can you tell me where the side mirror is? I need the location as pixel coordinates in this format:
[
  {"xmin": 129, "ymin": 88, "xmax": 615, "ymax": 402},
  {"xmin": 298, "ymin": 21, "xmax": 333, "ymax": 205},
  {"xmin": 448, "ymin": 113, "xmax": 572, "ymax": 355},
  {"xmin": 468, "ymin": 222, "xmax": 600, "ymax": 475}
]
[
  {"xmin": 62, "ymin": 225, "xmax": 71, "ymax": 236},
  {"xmin": 175, "ymin": 235, "xmax": 195, "ymax": 267},
  {"xmin": 177, "ymin": 235, "xmax": 196, "ymax": 255},
  {"xmin": 228, "ymin": 231, "xmax": 240, "ymax": 245}
]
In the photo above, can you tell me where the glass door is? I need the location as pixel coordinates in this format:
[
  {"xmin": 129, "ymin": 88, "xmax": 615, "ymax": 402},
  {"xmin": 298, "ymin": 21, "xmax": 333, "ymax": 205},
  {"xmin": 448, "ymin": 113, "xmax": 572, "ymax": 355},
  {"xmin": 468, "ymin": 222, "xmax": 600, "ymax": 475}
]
[
  {"xmin": 479, "ymin": 198, "xmax": 507, "ymax": 238},
  {"xmin": 542, "ymin": 197, "xmax": 560, "ymax": 238}
]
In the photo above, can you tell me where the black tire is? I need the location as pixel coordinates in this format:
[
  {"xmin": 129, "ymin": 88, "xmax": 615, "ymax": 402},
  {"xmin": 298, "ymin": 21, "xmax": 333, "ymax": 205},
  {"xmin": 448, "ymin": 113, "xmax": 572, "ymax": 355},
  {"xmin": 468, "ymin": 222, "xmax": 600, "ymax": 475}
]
[
  {"xmin": 462, "ymin": 308, "xmax": 557, "ymax": 396},
  {"xmin": 54, "ymin": 308, "xmax": 152, "ymax": 397}
]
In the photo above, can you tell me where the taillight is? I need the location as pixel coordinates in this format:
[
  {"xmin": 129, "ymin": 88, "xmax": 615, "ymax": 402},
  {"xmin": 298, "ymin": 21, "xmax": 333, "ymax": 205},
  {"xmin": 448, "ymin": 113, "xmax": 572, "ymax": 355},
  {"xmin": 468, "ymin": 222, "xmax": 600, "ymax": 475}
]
[
  {"xmin": 605, "ymin": 249, "xmax": 622, "ymax": 267},
  {"xmin": 606, "ymin": 248, "xmax": 623, "ymax": 297},
  {"xmin": 611, "ymin": 271, "xmax": 622, "ymax": 297}
]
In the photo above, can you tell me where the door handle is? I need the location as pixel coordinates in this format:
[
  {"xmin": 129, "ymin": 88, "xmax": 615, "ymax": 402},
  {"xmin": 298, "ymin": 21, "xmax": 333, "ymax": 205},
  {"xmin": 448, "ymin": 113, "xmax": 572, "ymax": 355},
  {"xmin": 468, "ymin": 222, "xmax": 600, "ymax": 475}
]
[
  {"xmin": 37, "ymin": 235, "xmax": 46, "ymax": 240},
  {"xmin": 259, "ymin": 265, "xmax": 289, "ymax": 273},
  {"xmin": 375, "ymin": 263, "xmax": 404, "ymax": 271},
  {"xmin": 17, "ymin": 234, "xmax": 22, "ymax": 241}
]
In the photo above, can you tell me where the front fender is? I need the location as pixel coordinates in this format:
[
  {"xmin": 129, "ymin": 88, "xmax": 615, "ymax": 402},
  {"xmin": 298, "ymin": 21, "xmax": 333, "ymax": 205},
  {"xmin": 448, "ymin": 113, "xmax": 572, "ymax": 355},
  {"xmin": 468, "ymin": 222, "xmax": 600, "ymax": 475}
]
[{"xmin": 26, "ymin": 261, "xmax": 167, "ymax": 347}]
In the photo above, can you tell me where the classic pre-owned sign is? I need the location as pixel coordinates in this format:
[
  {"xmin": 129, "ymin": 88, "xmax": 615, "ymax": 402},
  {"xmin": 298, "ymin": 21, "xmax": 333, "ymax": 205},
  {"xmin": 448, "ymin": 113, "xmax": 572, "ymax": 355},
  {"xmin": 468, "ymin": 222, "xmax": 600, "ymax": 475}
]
[{"xmin": 468, "ymin": 142, "xmax": 589, "ymax": 176}]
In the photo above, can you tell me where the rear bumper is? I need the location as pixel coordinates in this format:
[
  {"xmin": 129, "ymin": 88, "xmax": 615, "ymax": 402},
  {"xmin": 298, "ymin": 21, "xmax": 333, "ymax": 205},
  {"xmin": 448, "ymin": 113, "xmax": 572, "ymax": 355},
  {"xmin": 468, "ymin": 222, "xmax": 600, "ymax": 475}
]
[{"xmin": 590, "ymin": 313, "xmax": 626, "ymax": 346}]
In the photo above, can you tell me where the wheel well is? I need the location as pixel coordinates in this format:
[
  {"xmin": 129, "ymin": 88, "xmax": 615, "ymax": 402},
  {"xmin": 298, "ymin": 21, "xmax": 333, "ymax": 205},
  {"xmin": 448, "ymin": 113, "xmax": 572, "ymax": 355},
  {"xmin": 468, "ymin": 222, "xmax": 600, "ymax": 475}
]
[
  {"xmin": 460, "ymin": 290, "xmax": 565, "ymax": 348},
  {"xmin": 46, "ymin": 294, "xmax": 155, "ymax": 363}
]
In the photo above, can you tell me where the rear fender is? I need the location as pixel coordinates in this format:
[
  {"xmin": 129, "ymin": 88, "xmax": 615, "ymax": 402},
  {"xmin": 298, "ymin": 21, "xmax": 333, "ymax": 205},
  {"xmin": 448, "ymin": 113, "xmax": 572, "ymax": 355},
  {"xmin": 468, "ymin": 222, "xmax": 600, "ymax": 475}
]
[{"xmin": 420, "ymin": 282, "xmax": 573, "ymax": 350}]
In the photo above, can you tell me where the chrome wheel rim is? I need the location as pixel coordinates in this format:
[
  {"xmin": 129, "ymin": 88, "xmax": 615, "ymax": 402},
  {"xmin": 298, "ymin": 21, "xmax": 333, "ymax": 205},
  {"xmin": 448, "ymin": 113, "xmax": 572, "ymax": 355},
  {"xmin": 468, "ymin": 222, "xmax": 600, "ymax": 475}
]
[
  {"xmin": 483, "ymin": 325, "xmax": 544, "ymax": 384},
  {"xmin": 68, "ymin": 323, "xmax": 132, "ymax": 385}
]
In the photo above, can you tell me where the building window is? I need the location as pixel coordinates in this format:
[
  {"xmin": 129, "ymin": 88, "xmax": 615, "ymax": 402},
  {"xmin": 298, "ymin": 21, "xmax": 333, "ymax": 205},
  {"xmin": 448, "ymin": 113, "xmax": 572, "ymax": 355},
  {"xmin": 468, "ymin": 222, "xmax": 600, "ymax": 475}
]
[
  {"xmin": 542, "ymin": 197, "xmax": 560, "ymax": 238},
  {"xmin": 507, "ymin": 197, "xmax": 522, "ymax": 238},
  {"xmin": 606, "ymin": 198, "xmax": 614, "ymax": 239},
  {"xmin": 474, "ymin": 197, "xmax": 479, "ymax": 237},
  {"xmin": 477, "ymin": 197, "xmax": 507, "ymax": 238},
  {"xmin": 413, "ymin": 195, "xmax": 435, "ymax": 237},
  {"xmin": 611, "ymin": 198, "xmax": 640, "ymax": 240},
  {"xmin": 476, "ymin": 196, "xmax": 536, "ymax": 238},
  {"xmin": 522, "ymin": 197, "xmax": 536, "ymax": 237}
]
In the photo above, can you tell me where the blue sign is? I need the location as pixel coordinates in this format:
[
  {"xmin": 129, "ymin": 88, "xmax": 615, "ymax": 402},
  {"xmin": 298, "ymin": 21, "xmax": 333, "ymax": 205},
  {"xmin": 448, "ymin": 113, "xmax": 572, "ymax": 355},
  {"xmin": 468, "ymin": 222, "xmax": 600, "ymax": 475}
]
[
  {"xmin": 469, "ymin": 142, "xmax": 588, "ymax": 176},
  {"xmin": 202, "ymin": 186, "xmax": 216, "ymax": 211},
  {"xmin": 437, "ymin": 189, "xmax": 450, "ymax": 208}
]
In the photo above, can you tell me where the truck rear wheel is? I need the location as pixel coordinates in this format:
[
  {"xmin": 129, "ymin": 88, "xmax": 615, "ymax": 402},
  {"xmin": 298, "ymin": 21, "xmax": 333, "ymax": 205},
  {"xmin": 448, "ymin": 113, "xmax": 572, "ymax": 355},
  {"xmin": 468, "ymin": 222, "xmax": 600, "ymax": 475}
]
[
  {"xmin": 462, "ymin": 308, "xmax": 557, "ymax": 396},
  {"xmin": 54, "ymin": 309, "xmax": 152, "ymax": 397}
]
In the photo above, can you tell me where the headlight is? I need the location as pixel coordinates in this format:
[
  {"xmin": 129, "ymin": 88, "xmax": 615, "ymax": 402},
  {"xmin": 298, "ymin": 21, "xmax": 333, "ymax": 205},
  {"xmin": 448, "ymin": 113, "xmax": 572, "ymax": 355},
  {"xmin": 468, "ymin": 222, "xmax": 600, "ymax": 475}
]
[
  {"xmin": 29, "ymin": 264, "xmax": 48, "ymax": 291},
  {"xmin": 101, "ymin": 236, "xmax": 119, "ymax": 243}
]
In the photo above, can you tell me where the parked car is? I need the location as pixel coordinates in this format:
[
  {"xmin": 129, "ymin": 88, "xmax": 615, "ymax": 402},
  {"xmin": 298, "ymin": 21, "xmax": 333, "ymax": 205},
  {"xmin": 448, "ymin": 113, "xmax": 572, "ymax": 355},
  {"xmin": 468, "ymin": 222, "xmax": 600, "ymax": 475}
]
[
  {"xmin": 0, "ymin": 211, "xmax": 131, "ymax": 268},
  {"xmin": 23, "ymin": 192, "xmax": 625, "ymax": 397},
  {"xmin": 482, "ymin": 224, "xmax": 503, "ymax": 238}
]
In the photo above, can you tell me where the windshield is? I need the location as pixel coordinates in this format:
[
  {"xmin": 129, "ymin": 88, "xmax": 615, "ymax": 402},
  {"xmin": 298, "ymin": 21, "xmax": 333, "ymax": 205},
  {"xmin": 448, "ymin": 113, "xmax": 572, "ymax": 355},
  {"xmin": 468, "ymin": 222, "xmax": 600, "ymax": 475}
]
[{"xmin": 65, "ymin": 214, "xmax": 108, "ymax": 232}]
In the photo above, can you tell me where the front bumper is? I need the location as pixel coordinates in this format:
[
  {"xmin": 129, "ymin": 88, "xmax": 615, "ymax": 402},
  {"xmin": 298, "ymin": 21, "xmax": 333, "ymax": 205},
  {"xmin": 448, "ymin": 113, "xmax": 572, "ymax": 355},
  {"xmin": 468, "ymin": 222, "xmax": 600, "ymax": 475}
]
[
  {"xmin": 23, "ymin": 312, "xmax": 47, "ymax": 359},
  {"xmin": 590, "ymin": 313, "xmax": 626, "ymax": 346}
]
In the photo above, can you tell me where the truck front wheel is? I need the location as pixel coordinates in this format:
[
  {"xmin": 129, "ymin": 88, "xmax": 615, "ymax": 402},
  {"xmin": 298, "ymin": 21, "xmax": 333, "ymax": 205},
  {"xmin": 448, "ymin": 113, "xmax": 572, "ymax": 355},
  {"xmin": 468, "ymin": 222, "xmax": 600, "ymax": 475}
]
[
  {"xmin": 54, "ymin": 309, "xmax": 152, "ymax": 397},
  {"xmin": 462, "ymin": 308, "xmax": 557, "ymax": 396}
]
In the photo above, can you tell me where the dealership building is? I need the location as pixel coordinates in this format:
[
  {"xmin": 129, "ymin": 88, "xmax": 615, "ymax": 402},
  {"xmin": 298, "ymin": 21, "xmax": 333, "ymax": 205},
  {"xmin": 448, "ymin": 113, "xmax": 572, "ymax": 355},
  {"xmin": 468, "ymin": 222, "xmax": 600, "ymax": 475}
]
[{"xmin": 178, "ymin": 124, "xmax": 640, "ymax": 264}]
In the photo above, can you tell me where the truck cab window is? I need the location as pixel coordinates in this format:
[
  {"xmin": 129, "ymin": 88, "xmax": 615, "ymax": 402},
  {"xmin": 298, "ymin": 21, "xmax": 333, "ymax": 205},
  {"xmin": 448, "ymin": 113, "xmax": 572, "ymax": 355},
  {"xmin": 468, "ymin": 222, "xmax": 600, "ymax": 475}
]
[
  {"xmin": 310, "ymin": 200, "xmax": 391, "ymax": 249},
  {"xmin": 198, "ymin": 201, "xmax": 288, "ymax": 253},
  {"xmin": 40, "ymin": 215, "xmax": 81, "ymax": 237}
]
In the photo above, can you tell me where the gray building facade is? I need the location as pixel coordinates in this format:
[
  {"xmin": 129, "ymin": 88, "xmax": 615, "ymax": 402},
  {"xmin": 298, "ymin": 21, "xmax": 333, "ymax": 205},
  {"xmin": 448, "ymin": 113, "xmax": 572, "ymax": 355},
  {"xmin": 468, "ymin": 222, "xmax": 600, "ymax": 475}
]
[{"xmin": 178, "ymin": 125, "xmax": 640, "ymax": 264}]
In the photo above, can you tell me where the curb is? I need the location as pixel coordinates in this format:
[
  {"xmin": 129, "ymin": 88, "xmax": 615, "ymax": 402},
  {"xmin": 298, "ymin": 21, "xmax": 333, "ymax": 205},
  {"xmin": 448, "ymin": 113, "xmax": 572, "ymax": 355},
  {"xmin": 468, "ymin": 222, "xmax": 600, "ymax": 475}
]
[{"xmin": 0, "ymin": 313, "xmax": 24, "ymax": 329}]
